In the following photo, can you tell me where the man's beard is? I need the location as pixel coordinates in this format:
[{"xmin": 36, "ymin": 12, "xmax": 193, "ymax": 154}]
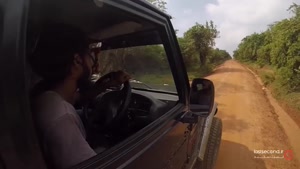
[{"xmin": 77, "ymin": 63, "xmax": 93, "ymax": 92}]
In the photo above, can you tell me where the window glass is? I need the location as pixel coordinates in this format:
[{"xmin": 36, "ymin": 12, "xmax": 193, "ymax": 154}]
[{"xmin": 98, "ymin": 44, "xmax": 177, "ymax": 93}]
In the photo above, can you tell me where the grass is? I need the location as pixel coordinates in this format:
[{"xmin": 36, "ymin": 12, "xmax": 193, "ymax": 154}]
[
  {"xmin": 271, "ymin": 81, "xmax": 300, "ymax": 112},
  {"xmin": 187, "ymin": 64, "xmax": 215, "ymax": 80},
  {"xmin": 132, "ymin": 63, "xmax": 220, "ymax": 91},
  {"xmin": 187, "ymin": 71, "xmax": 200, "ymax": 81},
  {"xmin": 135, "ymin": 72, "xmax": 202, "ymax": 84},
  {"xmin": 135, "ymin": 74, "xmax": 175, "ymax": 85},
  {"xmin": 134, "ymin": 64, "xmax": 214, "ymax": 85},
  {"xmin": 260, "ymin": 72, "xmax": 276, "ymax": 86}
]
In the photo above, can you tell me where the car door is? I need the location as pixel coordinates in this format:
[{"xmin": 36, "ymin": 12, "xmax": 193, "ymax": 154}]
[
  {"xmin": 0, "ymin": 0, "xmax": 193, "ymax": 168},
  {"xmin": 73, "ymin": 104, "xmax": 190, "ymax": 169},
  {"xmin": 71, "ymin": 1, "xmax": 192, "ymax": 169}
]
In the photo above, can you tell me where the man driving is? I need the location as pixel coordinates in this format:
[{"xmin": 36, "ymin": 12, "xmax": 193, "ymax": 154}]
[{"xmin": 29, "ymin": 24, "xmax": 131, "ymax": 169}]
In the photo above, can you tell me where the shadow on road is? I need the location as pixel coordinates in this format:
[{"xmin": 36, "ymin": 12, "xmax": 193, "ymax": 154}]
[
  {"xmin": 215, "ymin": 140, "xmax": 267, "ymax": 169},
  {"xmin": 213, "ymin": 67, "xmax": 248, "ymax": 75},
  {"xmin": 213, "ymin": 81, "xmax": 245, "ymax": 97},
  {"xmin": 213, "ymin": 80, "xmax": 264, "ymax": 97},
  {"xmin": 217, "ymin": 113, "xmax": 250, "ymax": 133}
]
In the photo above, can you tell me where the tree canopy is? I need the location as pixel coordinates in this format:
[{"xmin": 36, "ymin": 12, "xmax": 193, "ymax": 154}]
[
  {"xmin": 146, "ymin": 0, "xmax": 231, "ymax": 73},
  {"xmin": 178, "ymin": 21, "xmax": 230, "ymax": 73},
  {"xmin": 234, "ymin": 3, "xmax": 300, "ymax": 92},
  {"xmin": 146, "ymin": 0, "xmax": 167, "ymax": 12},
  {"xmin": 183, "ymin": 21, "xmax": 219, "ymax": 66}
]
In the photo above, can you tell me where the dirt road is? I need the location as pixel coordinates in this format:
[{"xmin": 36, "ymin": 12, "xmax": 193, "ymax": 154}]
[{"xmin": 206, "ymin": 60, "xmax": 300, "ymax": 169}]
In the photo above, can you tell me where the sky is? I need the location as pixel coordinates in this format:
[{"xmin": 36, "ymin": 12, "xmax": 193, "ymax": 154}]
[{"xmin": 164, "ymin": 0, "xmax": 297, "ymax": 55}]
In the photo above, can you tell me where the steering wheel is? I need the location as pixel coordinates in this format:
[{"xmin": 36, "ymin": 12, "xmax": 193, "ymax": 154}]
[{"xmin": 84, "ymin": 81, "xmax": 132, "ymax": 131}]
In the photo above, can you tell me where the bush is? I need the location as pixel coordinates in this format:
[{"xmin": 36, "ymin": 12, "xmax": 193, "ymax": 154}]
[
  {"xmin": 277, "ymin": 67, "xmax": 300, "ymax": 92},
  {"xmin": 198, "ymin": 64, "xmax": 213, "ymax": 77},
  {"xmin": 260, "ymin": 72, "xmax": 275, "ymax": 86}
]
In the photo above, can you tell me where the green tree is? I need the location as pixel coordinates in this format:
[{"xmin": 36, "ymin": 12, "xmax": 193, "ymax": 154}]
[
  {"xmin": 288, "ymin": 3, "xmax": 300, "ymax": 19},
  {"xmin": 233, "ymin": 33, "xmax": 265, "ymax": 62},
  {"xmin": 178, "ymin": 37, "xmax": 199, "ymax": 71},
  {"xmin": 184, "ymin": 21, "xmax": 219, "ymax": 66},
  {"xmin": 257, "ymin": 30, "xmax": 272, "ymax": 66},
  {"xmin": 146, "ymin": 0, "xmax": 167, "ymax": 12}
]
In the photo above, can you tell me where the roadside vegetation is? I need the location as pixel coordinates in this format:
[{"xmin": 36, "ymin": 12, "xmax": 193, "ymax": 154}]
[
  {"xmin": 148, "ymin": 0, "xmax": 231, "ymax": 80},
  {"xmin": 233, "ymin": 3, "xmax": 300, "ymax": 112}
]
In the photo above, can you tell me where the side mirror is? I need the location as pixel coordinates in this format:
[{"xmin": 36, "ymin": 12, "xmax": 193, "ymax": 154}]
[{"xmin": 189, "ymin": 78, "xmax": 215, "ymax": 117}]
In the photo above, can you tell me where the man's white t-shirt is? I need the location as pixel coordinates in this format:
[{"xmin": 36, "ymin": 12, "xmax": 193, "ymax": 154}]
[{"xmin": 34, "ymin": 91, "xmax": 96, "ymax": 169}]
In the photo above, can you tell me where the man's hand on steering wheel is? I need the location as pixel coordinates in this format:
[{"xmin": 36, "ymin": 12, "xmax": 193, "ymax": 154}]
[
  {"xmin": 83, "ymin": 70, "xmax": 132, "ymax": 131},
  {"xmin": 96, "ymin": 70, "xmax": 131, "ymax": 88},
  {"xmin": 78, "ymin": 70, "xmax": 131, "ymax": 105}
]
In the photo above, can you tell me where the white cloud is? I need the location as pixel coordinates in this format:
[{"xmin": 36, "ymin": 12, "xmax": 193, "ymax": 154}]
[
  {"xmin": 183, "ymin": 9, "xmax": 193, "ymax": 15},
  {"xmin": 205, "ymin": 0, "xmax": 294, "ymax": 55},
  {"xmin": 171, "ymin": 19, "xmax": 194, "ymax": 35}
]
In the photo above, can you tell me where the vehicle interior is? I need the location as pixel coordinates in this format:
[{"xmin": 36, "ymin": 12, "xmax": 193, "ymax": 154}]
[{"xmin": 27, "ymin": 0, "xmax": 179, "ymax": 152}]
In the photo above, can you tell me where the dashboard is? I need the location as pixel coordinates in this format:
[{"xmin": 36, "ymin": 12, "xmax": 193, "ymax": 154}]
[
  {"xmin": 128, "ymin": 89, "xmax": 178, "ymax": 125},
  {"xmin": 129, "ymin": 93, "xmax": 152, "ymax": 116}
]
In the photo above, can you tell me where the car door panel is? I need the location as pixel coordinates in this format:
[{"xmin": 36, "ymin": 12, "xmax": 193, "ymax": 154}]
[
  {"xmin": 124, "ymin": 119, "xmax": 189, "ymax": 169},
  {"xmin": 74, "ymin": 104, "xmax": 189, "ymax": 169}
]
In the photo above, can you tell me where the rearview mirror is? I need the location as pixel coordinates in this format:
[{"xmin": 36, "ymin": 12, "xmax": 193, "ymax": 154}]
[{"xmin": 189, "ymin": 78, "xmax": 215, "ymax": 117}]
